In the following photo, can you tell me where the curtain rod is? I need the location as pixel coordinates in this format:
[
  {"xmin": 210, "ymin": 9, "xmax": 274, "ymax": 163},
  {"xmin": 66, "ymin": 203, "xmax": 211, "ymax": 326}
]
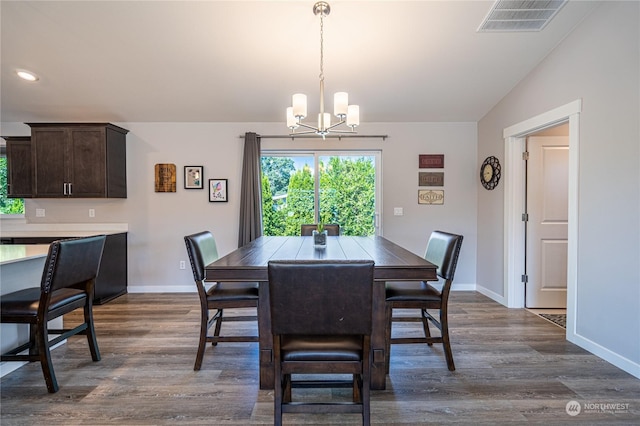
[{"xmin": 238, "ymin": 134, "xmax": 388, "ymax": 141}]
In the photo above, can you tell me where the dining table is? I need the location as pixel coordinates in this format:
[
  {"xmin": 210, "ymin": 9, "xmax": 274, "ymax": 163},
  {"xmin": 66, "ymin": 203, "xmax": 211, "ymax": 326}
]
[{"xmin": 204, "ymin": 235, "xmax": 437, "ymax": 390}]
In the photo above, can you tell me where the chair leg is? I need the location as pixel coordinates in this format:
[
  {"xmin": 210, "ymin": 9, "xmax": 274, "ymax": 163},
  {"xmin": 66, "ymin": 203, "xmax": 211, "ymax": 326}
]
[
  {"xmin": 440, "ymin": 308, "xmax": 455, "ymax": 371},
  {"xmin": 84, "ymin": 303, "xmax": 101, "ymax": 361},
  {"xmin": 36, "ymin": 321, "xmax": 59, "ymax": 393},
  {"xmin": 352, "ymin": 374, "xmax": 361, "ymax": 403},
  {"xmin": 212, "ymin": 309, "xmax": 223, "ymax": 346},
  {"xmin": 194, "ymin": 308, "xmax": 209, "ymax": 371},
  {"xmin": 283, "ymin": 374, "xmax": 292, "ymax": 403},
  {"xmin": 421, "ymin": 308, "xmax": 433, "ymax": 346},
  {"xmin": 274, "ymin": 361, "xmax": 283, "ymax": 426},
  {"xmin": 384, "ymin": 304, "xmax": 392, "ymax": 374},
  {"xmin": 362, "ymin": 356, "xmax": 371, "ymax": 426},
  {"xmin": 28, "ymin": 325, "xmax": 37, "ymax": 358}
]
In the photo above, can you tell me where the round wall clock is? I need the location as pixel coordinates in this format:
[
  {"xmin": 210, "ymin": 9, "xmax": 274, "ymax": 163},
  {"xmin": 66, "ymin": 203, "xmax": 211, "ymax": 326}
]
[{"xmin": 480, "ymin": 156, "xmax": 501, "ymax": 190}]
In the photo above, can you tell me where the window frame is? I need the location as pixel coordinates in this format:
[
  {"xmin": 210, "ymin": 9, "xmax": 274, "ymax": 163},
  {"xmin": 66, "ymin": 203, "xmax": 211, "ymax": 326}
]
[{"xmin": 261, "ymin": 149, "xmax": 382, "ymax": 236}]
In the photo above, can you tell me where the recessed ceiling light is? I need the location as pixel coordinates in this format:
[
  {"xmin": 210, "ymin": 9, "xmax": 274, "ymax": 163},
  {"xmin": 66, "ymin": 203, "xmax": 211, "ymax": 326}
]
[{"xmin": 16, "ymin": 69, "xmax": 39, "ymax": 82}]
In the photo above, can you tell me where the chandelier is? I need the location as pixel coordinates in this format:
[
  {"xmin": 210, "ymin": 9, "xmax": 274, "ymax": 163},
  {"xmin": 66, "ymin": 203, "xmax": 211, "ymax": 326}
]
[{"xmin": 286, "ymin": 1, "xmax": 360, "ymax": 137}]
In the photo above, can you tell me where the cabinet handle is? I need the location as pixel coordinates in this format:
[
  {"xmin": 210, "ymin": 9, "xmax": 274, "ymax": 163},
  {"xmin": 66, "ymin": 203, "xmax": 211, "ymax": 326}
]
[
  {"xmin": 63, "ymin": 183, "xmax": 68, "ymax": 195},
  {"xmin": 68, "ymin": 183, "xmax": 72, "ymax": 195}
]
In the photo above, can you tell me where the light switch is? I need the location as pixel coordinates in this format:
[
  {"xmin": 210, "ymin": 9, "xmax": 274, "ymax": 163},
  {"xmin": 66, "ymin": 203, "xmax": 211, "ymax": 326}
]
[
  {"xmin": 36, "ymin": 208, "xmax": 45, "ymax": 217},
  {"xmin": 394, "ymin": 207, "xmax": 403, "ymax": 216},
  {"xmin": 89, "ymin": 209, "xmax": 95, "ymax": 218}
]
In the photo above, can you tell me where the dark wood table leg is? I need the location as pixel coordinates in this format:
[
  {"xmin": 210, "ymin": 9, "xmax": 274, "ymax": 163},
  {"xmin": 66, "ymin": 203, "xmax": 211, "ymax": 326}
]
[
  {"xmin": 258, "ymin": 281, "xmax": 274, "ymax": 389},
  {"xmin": 370, "ymin": 280, "xmax": 387, "ymax": 390}
]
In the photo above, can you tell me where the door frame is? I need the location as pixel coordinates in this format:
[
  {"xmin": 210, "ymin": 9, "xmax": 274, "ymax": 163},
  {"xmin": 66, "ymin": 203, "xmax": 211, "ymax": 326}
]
[{"xmin": 502, "ymin": 99, "xmax": 581, "ymax": 337}]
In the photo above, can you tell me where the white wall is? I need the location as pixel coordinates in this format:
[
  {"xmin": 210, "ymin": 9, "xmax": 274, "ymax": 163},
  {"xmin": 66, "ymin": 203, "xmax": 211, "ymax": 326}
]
[
  {"xmin": 477, "ymin": 1, "xmax": 639, "ymax": 374},
  {"xmin": 0, "ymin": 121, "xmax": 478, "ymax": 292}
]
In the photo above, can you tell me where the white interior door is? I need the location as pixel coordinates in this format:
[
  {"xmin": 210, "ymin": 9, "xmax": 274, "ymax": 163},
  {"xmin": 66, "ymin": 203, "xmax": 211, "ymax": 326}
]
[{"xmin": 526, "ymin": 136, "xmax": 569, "ymax": 308}]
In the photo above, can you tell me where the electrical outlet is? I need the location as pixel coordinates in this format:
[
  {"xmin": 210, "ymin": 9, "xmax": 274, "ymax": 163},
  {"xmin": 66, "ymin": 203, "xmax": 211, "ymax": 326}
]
[
  {"xmin": 89, "ymin": 209, "xmax": 95, "ymax": 218},
  {"xmin": 394, "ymin": 207, "xmax": 403, "ymax": 216},
  {"xmin": 36, "ymin": 208, "xmax": 45, "ymax": 217},
  {"xmin": 179, "ymin": 261, "xmax": 186, "ymax": 270}
]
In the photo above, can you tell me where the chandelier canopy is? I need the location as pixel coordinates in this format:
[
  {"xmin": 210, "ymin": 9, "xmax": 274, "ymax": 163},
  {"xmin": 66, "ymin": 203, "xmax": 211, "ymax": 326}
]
[{"xmin": 286, "ymin": 2, "xmax": 360, "ymax": 137}]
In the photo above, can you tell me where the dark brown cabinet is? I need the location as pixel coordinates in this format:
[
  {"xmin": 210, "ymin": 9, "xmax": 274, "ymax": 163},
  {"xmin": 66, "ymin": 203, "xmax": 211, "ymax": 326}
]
[
  {"xmin": 27, "ymin": 123, "xmax": 128, "ymax": 198},
  {"xmin": 3, "ymin": 136, "xmax": 33, "ymax": 198}
]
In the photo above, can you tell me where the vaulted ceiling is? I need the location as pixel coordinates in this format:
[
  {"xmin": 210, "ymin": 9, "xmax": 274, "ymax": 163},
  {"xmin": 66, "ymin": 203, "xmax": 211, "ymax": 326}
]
[{"xmin": 1, "ymin": 1, "xmax": 599, "ymax": 124}]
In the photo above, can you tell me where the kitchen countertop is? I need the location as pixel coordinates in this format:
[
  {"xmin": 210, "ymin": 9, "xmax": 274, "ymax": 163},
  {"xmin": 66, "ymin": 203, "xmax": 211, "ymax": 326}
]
[
  {"xmin": 0, "ymin": 222, "xmax": 128, "ymax": 238},
  {"xmin": 0, "ymin": 244, "xmax": 50, "ymax": 266}
]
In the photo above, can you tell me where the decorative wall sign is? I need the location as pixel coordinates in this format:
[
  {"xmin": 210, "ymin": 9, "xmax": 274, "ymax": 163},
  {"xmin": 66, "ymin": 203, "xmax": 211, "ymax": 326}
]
[
  {"xmin": 184, "ymin": 166, "xmax": 203, "ymax": 189},
  {"xmin": 419, "ymin": 172, "xmax": 444, "ymax": 187},
  {"xmin": 419, "ymin": 154, "xmax": 444, "ymax": 169},
  {"xmin": 209, "ymin": 179, "xmax": 228, "ymax": 202},
  {"xmin": 418, "ymin": 190, "xmax": 444, "ymax": 205},
  {"xmin": 155, "ymin": 163, "xmax": 176, "ymax": 192}
]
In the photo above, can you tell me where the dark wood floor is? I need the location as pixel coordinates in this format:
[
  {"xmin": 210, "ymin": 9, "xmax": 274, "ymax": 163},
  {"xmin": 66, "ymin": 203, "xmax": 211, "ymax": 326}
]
[{"xmin": 1, "ymin": 292, "xmax": 638, "ymax": 424}]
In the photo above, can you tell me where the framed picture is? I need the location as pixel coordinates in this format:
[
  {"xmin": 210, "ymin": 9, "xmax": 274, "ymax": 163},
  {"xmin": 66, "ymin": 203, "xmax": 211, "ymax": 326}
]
[
  {"xmin": 184, "ymin": 166, "xmax": 203, "ymax": 189},
  {"xmin": 419, "ymin": 154, "xmax": 445, "ymax": 169},
  {"xmin": 418, "ymin": 189, "xmax": 444, "ymax": 205},
  {"xmin": 154, "ymin": 163, "xmax": 176, "ymax": 192},
  {"xmin": 209, "ymin": 179, "xmax": 228, "ymax": 202},
  {"xmin": 419, "ymin": 172, "xmax": 444, "ymax": 187}
]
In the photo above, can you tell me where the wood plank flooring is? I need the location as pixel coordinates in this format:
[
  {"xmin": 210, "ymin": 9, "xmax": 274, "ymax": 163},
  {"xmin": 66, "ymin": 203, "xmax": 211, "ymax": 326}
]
[{"xmin": 1, "ymin": 292, "xmax": 638, "ymax": 424}]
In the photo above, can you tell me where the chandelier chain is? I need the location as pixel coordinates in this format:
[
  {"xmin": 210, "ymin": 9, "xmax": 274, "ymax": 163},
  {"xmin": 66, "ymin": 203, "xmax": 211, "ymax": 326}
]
[{"xmin": 319, "ymin": 13, "xmax": 324, "ymax": 83}]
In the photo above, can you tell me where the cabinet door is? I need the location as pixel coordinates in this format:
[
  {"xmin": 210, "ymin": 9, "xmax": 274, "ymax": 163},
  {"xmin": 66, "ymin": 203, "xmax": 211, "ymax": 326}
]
[
  {"xmin": 32, "ymin": 129, "xmax": 67, "ymax": 197},
  {"xmin": 5, "ymin": 137, "xmax": 32, "ymax": 198},
  {"xmin": 68, "ymin": 127, "xmax": 106, "ymax": 197}
]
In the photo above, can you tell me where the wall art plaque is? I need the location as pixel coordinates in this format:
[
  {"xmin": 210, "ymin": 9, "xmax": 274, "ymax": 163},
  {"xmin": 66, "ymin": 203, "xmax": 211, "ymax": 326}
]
[
  {"xmin": 418, "ymin": 189, "xmax": 444, "ymax": 205},
  {"xmin": 419, "ymin": 154, "xmax": 444, "ymax": 169},
  {"xmin": 155, "ymin": 163, "xmax": 176, "ymax": 192},
  {"xmin": 419, "ymin": 172, "xmax": 444, "ymax": 187}
]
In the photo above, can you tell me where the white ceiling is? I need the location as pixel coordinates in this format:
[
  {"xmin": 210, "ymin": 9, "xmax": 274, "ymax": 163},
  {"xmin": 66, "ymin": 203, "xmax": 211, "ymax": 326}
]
[{"xmin": 0, "ymin": 1, "xmax": 599, "ymax": 124}]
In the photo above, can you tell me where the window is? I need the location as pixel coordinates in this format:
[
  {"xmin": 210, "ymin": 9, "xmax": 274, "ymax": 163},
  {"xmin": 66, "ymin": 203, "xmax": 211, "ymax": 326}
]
[
  {"xmin": 0, "ymin": 147, "xmax": 25, "ymax": 215},
  {"xmin": 261, "ymin": 151, "xmax": 381, "ymax": 236}
]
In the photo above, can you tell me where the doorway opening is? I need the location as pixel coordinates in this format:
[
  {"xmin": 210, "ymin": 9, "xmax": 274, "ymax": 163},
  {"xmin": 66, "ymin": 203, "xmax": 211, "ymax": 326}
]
[{"xmin": 502, "ymin": 99, "xmax": 581, "ymax": 338}]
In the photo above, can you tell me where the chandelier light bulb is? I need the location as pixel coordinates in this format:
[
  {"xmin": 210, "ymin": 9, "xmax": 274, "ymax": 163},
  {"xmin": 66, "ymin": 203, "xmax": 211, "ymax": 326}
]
[
  {"xmin": 334, "ymin": 92, "xmax": 348, "ymax": 118},
  {"xmin": 292, "ymin": 94, "xmax": 307, "ymax": 119},
  {"xmin": 318, "ymin": 112, "xmax": 331, "ymax": 131},
  {"xmin": 347, "ymin": 105, "xmax": 360, "ymax": 128},
  {"xmin": 287, "ymin": 107, "xmax": 298, "ymax": 129}
]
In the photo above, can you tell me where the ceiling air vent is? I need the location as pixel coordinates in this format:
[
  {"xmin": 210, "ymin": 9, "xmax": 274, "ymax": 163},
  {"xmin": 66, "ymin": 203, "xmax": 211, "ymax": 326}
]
[{"xmin": 478, "ymin": 0, "xmax": 568, "ymax": 32}]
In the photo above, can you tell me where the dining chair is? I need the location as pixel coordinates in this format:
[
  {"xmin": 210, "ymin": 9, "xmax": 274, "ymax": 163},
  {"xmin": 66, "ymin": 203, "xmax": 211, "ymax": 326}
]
[
  {"xmin": 268, "ymin": 260, "xmax": 374, "ymax": 426},
  {"xmin": 384, "ymin": 230, "xmax": 463, "ymax": 372},
  {"xmin": 184, "ymin": 231, "xmax": 259, "ymax": 371},
  {"xmin": 0, "ymin": 235, "xmax": 107, "ymax": 393},
  {"xmin": 300, "ymin": 223, "xmax": 340, "ymax": 236}
]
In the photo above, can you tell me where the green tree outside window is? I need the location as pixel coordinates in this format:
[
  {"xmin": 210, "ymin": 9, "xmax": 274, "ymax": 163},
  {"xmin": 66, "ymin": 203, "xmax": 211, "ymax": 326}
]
[{"xmin": 0, "ymin": 157, "xmax": 25, "ymax": 214}]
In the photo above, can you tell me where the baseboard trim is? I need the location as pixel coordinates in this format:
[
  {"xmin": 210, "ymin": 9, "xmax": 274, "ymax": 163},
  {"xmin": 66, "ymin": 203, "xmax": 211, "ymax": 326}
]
[
  {"xmin": 127, "ymin": 285, "xmax": 195, "ymax": 293},
  {"xmin": 568, "ymin": 332, "xmax": 640, "ymax": 379},
  {"xmin": 476, "ymin": 284, "xmax": 507, "ymax": 305},
  {"xmin": 130, "ymin": 284, "xmax": 477, "ymax": 294}
]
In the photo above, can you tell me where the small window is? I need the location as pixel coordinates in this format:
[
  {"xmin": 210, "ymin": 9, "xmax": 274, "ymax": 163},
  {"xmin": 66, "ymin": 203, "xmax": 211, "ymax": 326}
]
[{"xmin": 0, "ymin": 151, "xmax": 25, "ymax": 215}]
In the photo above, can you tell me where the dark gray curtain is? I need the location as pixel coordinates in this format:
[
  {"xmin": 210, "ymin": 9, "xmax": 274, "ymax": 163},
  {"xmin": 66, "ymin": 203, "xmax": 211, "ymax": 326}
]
[{"xmin": 238, "ymin": 132, "xmax": 263, "ymax": 246}]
